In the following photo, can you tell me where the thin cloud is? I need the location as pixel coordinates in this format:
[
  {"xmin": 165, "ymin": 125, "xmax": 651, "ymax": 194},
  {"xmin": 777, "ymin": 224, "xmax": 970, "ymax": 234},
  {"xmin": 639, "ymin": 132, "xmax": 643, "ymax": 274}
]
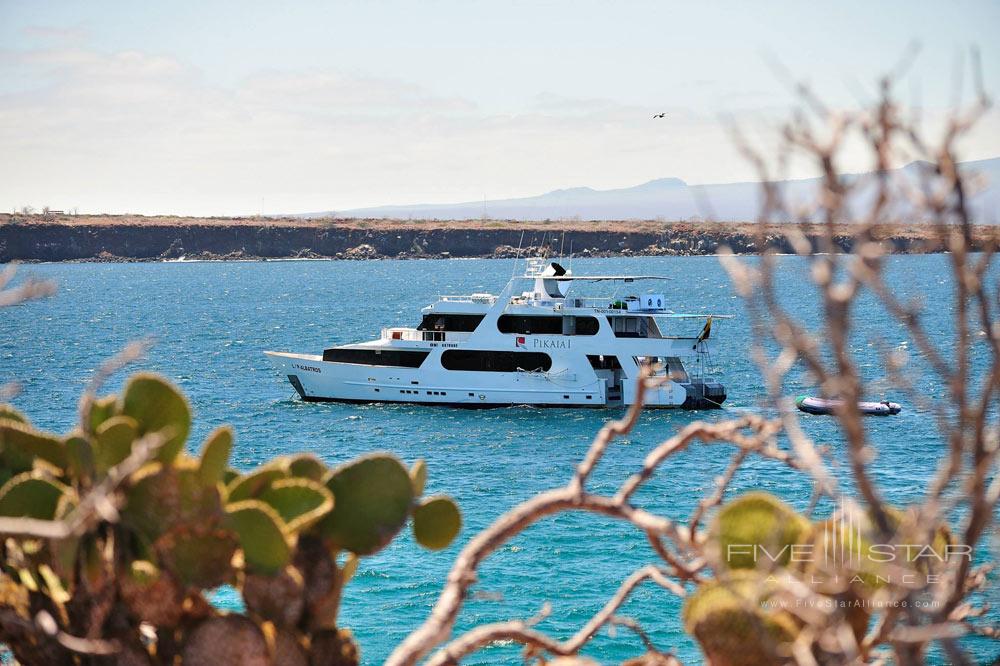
[
  {"xmin": 21, "ymin": 24, "xmax": 88, "ymax": 44},
  {"xmin": 239, "ymin": 70, "xmax": 477, "ymax": 114},
  {"xmin": 1, "ymin": 44, "xmax": 998, "ymax": 216}
]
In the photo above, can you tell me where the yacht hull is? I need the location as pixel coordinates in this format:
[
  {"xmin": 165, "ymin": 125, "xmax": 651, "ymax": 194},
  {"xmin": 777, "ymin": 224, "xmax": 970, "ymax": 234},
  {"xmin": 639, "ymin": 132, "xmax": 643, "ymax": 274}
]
[{"xmin": 264, "ymin": 351, "xmax": 699, "ymax": 409}]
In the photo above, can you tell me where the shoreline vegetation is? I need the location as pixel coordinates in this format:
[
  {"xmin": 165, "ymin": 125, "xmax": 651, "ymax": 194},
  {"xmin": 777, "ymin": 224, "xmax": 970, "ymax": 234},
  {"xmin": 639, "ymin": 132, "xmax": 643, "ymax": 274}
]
[{"xmin": 2, "ymin": 213, "xmax": 998, "ymax": 263}]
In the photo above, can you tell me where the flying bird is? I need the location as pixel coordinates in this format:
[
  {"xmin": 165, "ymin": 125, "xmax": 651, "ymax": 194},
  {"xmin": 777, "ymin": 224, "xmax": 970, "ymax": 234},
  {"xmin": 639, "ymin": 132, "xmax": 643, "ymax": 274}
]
[{"xmin": 653, "ymin": 112, "xmax": 667, "ymax": 118}]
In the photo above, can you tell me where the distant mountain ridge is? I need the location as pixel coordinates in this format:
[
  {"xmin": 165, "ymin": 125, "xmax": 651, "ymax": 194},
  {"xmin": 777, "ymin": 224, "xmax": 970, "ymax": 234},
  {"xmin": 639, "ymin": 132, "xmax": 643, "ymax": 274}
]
[{"xmin": 300, "ymin": 157, "xmax": 1000, "ymax": 223}]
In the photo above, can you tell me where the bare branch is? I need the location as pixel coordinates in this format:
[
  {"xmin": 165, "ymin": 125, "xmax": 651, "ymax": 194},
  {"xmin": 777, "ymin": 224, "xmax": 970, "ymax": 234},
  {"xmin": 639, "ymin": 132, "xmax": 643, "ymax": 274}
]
[
  {"xmin": 424, "ymin": 566, "xmax": 683, "ymax": 666},
  {"xmin": 0, "ymin": 265, "xmax": 56, "ymax": 308}
]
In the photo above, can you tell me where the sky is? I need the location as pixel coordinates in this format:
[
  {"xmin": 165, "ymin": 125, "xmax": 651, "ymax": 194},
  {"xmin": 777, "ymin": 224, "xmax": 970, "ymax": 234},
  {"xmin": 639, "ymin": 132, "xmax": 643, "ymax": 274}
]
[{"xmin": 1, "ymin": 0, "xmax": 999, "ymax": 216}]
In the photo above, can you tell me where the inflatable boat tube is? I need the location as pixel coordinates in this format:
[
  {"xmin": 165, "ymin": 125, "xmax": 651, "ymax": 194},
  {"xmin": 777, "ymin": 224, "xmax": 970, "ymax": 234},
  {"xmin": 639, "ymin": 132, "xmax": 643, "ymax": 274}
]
[{"xmin": 795, "ymin": 395, "xmax": 901, "ymax": 416}]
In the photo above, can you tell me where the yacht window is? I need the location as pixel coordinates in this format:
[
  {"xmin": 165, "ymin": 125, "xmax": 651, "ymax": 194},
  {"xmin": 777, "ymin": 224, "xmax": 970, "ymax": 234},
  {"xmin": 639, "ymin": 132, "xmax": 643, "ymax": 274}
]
[
  {"xmin": 607, "ymin": 316, "xmax": 648, "ymax": 338},
  {"xmin": 628, "ymin": 356, "xmax": 689, "ymax": 381},
  {"xmin": 417, "ymin": 314, "xmax": 485, "ymax": 332},
  {"xmin": 587, "ymin": 355, "xmax": 623, "ymax": 370},
  {"xmin": 322, "ymin": 348, "xmax": 429, "ymax": 368},
  {"xmin": 498, "ymin": 314, "xmax": 599, "ymax": 336},
  {"xmin": 575, "ymin": 317, "xmax": 600, "ymax": 335},
  {"xmin": 560, "ymin": 315, "xmax": 600, "ymax": 336},
  {"xmin": 497, "ymin": 315, "xmax": 563, "ymax": 335},
  {"xmin": 441, "ymin": 350, "xmax": 552, "ymax": 372},
  {"xmin": 665, "ymin": 357, "xmax": 689, "ymax": 382}
]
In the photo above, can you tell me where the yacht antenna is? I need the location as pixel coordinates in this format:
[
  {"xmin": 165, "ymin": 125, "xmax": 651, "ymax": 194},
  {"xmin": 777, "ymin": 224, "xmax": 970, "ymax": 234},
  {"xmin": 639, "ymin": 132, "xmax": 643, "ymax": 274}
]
[{"xmin": 511, "ymin": 230, "xmax": 525, "ymax": 281}]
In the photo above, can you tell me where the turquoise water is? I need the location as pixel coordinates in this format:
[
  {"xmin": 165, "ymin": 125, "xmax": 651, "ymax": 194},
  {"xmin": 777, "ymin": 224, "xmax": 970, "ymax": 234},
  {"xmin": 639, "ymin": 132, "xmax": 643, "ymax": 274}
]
[{"xmin": 1, "ymin": 256, "xmax": 997, "ymax": 664}]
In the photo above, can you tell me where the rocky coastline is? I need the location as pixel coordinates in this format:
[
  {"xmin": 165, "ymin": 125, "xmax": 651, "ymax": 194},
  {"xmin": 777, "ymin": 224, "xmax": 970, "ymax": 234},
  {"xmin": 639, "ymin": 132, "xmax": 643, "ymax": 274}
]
[{"xmin": 1, "ymin": 215, "xmax": 995, "ymax": 263}]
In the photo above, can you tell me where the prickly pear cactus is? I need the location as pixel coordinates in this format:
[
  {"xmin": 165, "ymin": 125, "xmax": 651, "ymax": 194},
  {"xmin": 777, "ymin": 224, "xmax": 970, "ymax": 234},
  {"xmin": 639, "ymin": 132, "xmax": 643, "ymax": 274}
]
[
  {"xmin": 682, "ymin": 570, "xmax": 798, "ymax": 666},
  {"xmin": 707, "ymin": 491, "xmax": 811, "ymax": 571},
  {"xmin": 0, "ymin": 373, "xmax": 463, "ymax": 665},
  {"xmin": 689, "ymin": 493, "xmax": 808, "ymax": 664}
]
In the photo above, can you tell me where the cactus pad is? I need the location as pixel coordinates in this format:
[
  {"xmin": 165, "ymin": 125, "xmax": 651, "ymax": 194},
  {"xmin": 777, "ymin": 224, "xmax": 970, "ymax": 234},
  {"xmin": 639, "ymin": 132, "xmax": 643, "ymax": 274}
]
[
  {"xmin": 226, "ymin": 467, "xmax": 286, "ymax": 503},
  {"xmin": 285, "ymin": 453, "xmax": 326, "ymax": 481},
  {"xmin": 411, "ymin": 495, "xmax": 461, "ymax": 551},
  {"xmin": 199, "ymin": 426, "xmax": 234, "ymax": 486},
  {"xmin": 409, "ymin": 459, "xmax": 427, "ymax": 496},
  {"xmin": 682, "ymin": 571, "xmax": 798, "ymax": 666},
  {"xmin": 0, "ymin": 421, "xmax": 68, "ymax": 470},
  {"xmin": 124, "ymin": 462, "xmax": 224, "ymax": 542},
  {"xmin": 709, "ymin": 492, "xmax": 810, "ymax": 570},
  {"xmin": 259, "ymin": 478, "xmax": 333, "ymax": 533},
  {"xmin": 120, "ymin": 373, "xmax": 191, "ymax": 463},
  {"xmin": 64, "ymin": 433, "xmax": 95, "ymax": 481},
  {"xmin": 0, "ymin": 472, "xmax": 72, "ymax": 520},
  {"xmin": 318, "ymin": 454, "xmax": 414, "ymax": 556},
  {"xmin": 87, "ymin": 395, "xmax": 118, "ymax": 433},
  {"xmin": 94, "ymin": 415, "xmax": 139, "ymax": 473},
  {"xmin": 154, "ymin": 526, "xmax": 238, "ymax": 590},
  {"xmin": 226, "ymin": 500, "xmax": 291, "ymax": 575}
]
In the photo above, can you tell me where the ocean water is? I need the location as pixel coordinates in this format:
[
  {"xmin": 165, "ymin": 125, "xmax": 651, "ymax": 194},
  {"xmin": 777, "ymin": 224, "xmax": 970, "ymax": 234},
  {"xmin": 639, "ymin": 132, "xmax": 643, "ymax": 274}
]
[{"xmin": 1, "ymin": 255, "xmax": 997, "ymax": 664}]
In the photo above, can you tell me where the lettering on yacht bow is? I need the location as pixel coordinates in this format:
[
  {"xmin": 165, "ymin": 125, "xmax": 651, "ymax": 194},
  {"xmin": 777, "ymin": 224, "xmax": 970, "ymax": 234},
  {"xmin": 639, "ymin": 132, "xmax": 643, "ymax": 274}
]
[
  {"xmin": 292, "ymin": 363, "xmax": 321, "ymax": 373},
  {"xmin": 532, "ymin": 338, "xmax": 570, "ymax": 349}
]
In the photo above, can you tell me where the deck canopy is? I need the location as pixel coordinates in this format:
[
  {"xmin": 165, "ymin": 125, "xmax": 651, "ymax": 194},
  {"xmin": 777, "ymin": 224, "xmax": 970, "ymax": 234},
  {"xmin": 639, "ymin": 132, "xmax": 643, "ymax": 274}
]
[{"xmin": 521, "ymin": 274, "xmax": 672, "ymax": 282}]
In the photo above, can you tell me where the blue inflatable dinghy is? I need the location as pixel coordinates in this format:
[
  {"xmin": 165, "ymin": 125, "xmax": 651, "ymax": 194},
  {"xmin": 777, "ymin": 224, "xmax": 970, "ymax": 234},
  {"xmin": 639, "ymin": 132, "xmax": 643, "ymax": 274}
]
[{"xmin": 795, "ymin": 395, "xmax": 901, "ymax": 416}]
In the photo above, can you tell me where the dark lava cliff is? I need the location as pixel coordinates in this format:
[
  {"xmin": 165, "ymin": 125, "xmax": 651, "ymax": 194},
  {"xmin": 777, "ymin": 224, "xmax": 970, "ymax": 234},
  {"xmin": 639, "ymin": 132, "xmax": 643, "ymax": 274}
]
[{"xmin": 1, "ymin": 216, "xmax": 993, "ymax": 262}]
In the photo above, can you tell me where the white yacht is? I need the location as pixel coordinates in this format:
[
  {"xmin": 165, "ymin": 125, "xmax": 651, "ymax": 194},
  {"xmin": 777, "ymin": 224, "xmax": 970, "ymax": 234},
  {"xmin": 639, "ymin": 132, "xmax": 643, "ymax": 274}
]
[{"xmin": 265, "ymin": 259, "xmax": 730, "ymax": 409}]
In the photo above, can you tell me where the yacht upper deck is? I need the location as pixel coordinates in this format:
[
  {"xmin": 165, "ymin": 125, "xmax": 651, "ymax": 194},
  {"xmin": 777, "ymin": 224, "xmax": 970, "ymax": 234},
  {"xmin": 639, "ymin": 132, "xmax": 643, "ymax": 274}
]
[{"xmin": 383, "ymin": 260, "xmax": 731, "ymax": 346}]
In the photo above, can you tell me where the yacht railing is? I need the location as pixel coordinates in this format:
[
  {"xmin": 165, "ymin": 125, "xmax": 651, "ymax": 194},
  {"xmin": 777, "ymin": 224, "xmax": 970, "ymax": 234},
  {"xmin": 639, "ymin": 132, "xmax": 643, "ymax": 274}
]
[
  {"xmin": 437, "ymin": 294, "xmax": 497, "ymax": 305},
  {"xmin": 560, "ymin": 297, "xmax": 627, "ymax": 309},
  {"xmin": 381, "ymin": 327, "xmax": 422, "ymax": 341},
  {"xmin": 558, "ymin": 297, "xmax": 681, "ymax": 312},
  {"xmin": 381, "ymin": 327, "xmax": 472, "ymax": 343}
]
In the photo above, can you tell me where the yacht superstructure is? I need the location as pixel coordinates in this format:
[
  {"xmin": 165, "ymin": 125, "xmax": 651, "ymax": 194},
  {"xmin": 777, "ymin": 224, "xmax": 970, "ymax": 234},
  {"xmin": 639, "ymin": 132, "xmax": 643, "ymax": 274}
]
[{"xmin": 265, "ymin": 259, "xmax": 730, "ymax": 409}]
